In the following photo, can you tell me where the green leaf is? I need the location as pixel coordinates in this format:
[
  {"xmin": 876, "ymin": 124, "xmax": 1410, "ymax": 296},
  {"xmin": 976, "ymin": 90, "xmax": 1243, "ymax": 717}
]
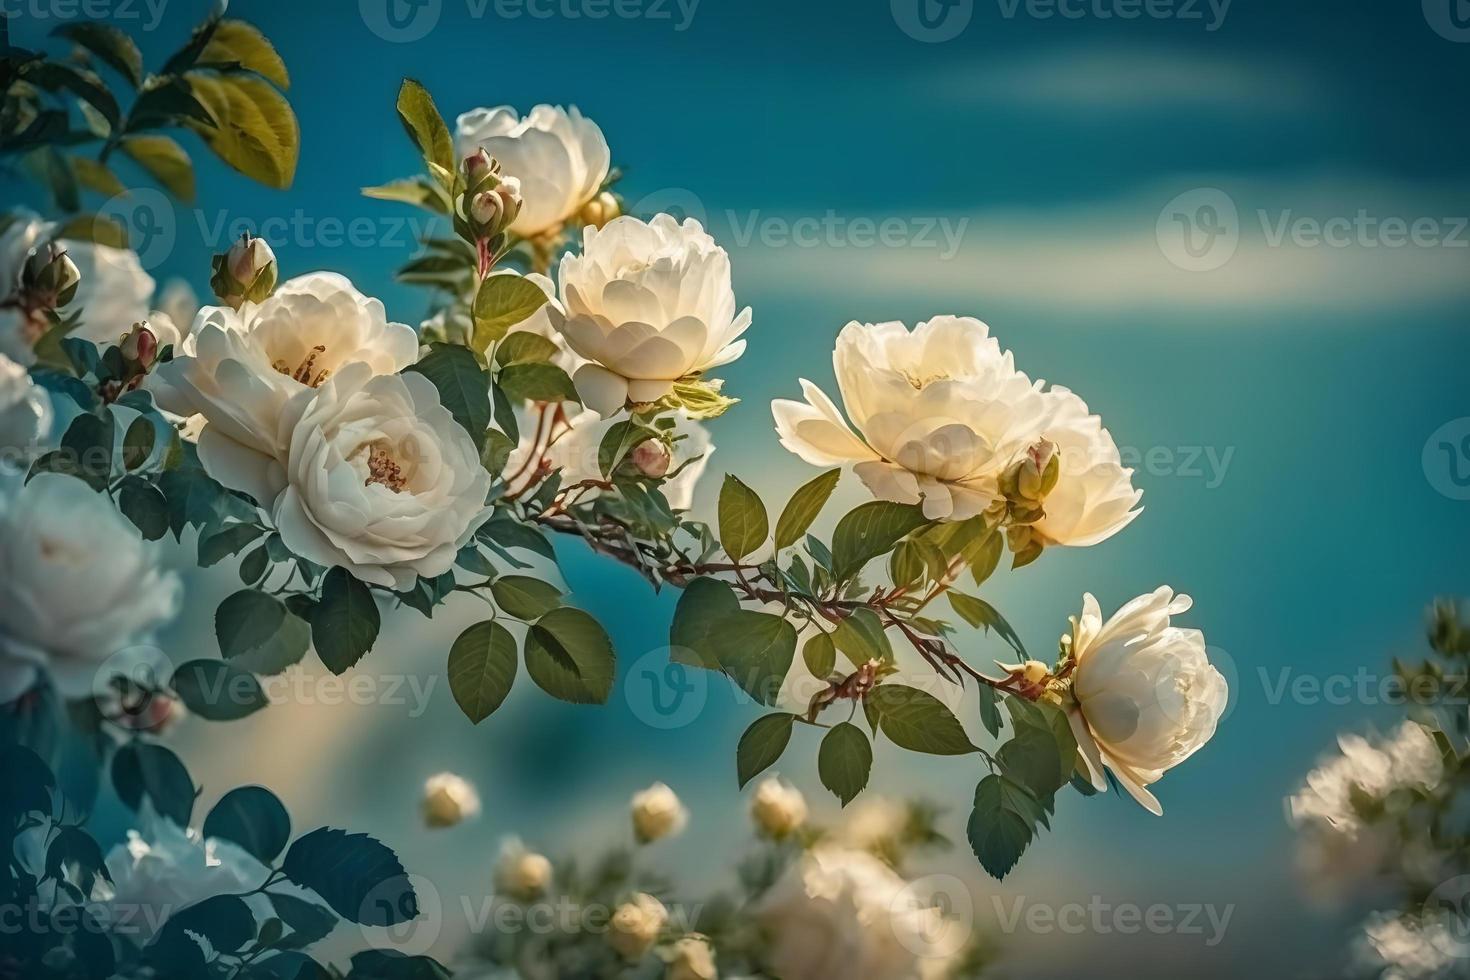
[
  {"xmin": 24, "ymin": 146, "xmax": 79, "ymax": 212},
  {"xmin": 949, "ymin": 592, "xmax": 1027, "ymax": 659},
  {"xmin": 60, "ymin": 412, "xmax": 113, "ymax": 490},
  {"xmin": 494, "ymin": 330, "xmax": 559, "ymax": 368},
  {"xmin": 127, "ymin": 76, "xmax": 215, "ymax": 131},
  {"xmin": 312, "ymin": 567, "xmax": 381, "ymax": 674},
  {"xmin": 596, "ymin": 419, "xmax": 652, "ymax": 477},
  {"xmin": 54, "ymin": 212, "xmax": 128, "ymax": 249},
  {"xmin": 968, "ymin": 774, "xmax": 1044, "ymax": 880},
  {"xmin": 976, "ymin": 684, "xmax": 1003, "ymax": 738},
  {"xmin": 818, "ymin": 722, "xmax": 872, "ymax": 806},
  {"xmin": 737, "ymin": 713, "xmax": 795, "ymax": 788},
  {"xmin": 710, "ymin": 611, "xmax": 796, "ymax": 707},
  {"xmin": 866, "ymin": 685, "xmax": 977, "ymax": 755},
  {"xmin": 395, "ymin": 78, "xmax": 453, "ymax": 173},
  {"xmin": 447, "ymin": 621, "xmax": 518, "ymax": 723},
  {"xmin": 405, "ymin": 343, "xmax": 491, "ymax": 451},
  {"xmin": 111, "ymin": 743, "xmax": 194, "ymax": 827},
  {"xmin": 490, "ymin": 575, "xmax": 562, "ymax": 620},
  {"xmin": 200, "ymin": 19, "xmax": 290, "ymax": 89},
  {"xmin": 198, "ymin": 522, "xmax": 265, "ymax": 568},
  {"xmin": 171, "ymin": 658, "xmax": 268, "ymax": 721},
  {"xmin": 362, "ymin": 177, "xmax": 448, "ymax": 213},
  {"xmin": 185, "ymin": 71, "xmax": 299, "ymax": 188},
  {"xmin": 121, "ymin": 416, "xmax": 156, "ymax": 470},
  {"xmin": 718, "ymin": 475, "xmax": 768, "ymax": 561},
  {"xmin": 282, "ymin": 829, "xmax": 417, "ymax": 926},
  {"xmin": 473, "ymin": 274, "xmax": 550, "ymax": 349},
  {"xmin": 215, "ymin": 589, "xmax": 310, "ymax": 675},
  {"xmin": 162, "ymin": 0, "xmax": 227, "ymax": 74},
  {"xmin": 24, "ymin": 62, "xmax": 119, "ymax": 129},
  {"xmin": 120, "ymin": 135, "xmax": 196, "ymax": 202},
  {"xmin": 669, "ymin": 576, "xmax": 739, "ymax": 670},
  {"xmin": 524, "ymin": 607, "xmax": 615, "ymax": 705},
  {"xmin": 832, "ymin": 607, "xmax": 893, "ymax": 668},
  {"xmin": 498, "ymin": 361, "xmax": 577, "ymax": 403},
  {"xmin": 774, "ymin": 469, "xmax": 840, "ymax": 550},
  {"xmin": 70, "ymin": 156, "xmax": 126, "ymax": 197},
  {"xmin": 830, "ymin": 501, "xmax": 929, "ymax": 579},
  {"xmin": 53, "ymin": 23, "xmax": 143, "ymax": 87},
  {"xmin": 118, "ymin": 476, "xmax": 168, "ymax": 540},
  {"xmin": 968, "ymin": 531, "xmax": 1004, "ymax": 586},
  {"xmin": 998, "ymin": 729, "xmax": 1068, "ymax": 805},
  {"xmin": 203, "ymin": 786, "xmax": 290, "ymax": 863},
  {"xmin": 803, "ymin": 631, "xmax": 836, "ymax": 677},
  {"xmin": 154, "ymin": 894, "xmax": 255, "ymax": 955}
]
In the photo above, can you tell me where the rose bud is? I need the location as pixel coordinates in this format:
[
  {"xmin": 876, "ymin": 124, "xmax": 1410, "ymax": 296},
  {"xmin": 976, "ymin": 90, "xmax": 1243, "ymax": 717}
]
[
  {"xmin": 493, "ymin": 837, "xmax": 553, "ymax": 902},
  {"xmin": 750, "ymin": 777, "xmax": 808, "ymax": 840},
  {"xmin": 469, "ymin": 190, "xmax": 506, "ymax": 228},
  {"xmin": 631, "ymin": 439, "xmax": 672, "ymax": 478},
  {"xmin": 22, "ymin": 243, "xmax": 82, "ymax": 308},
  {"xmin": 463, "ymin": 148, "xmax": 497, "ymax": 181},
  {"xmin": 422, "ymin": 771, "xmax": 481, "ymax": 828},
  {"xmin": 630, "ymin": 781, "xmax": 688, "ymax": 844},
  {"xmin": 665, "ymin": 935, "xmax": 717, "ymax": 980},
  {"xmin": 579, "ymin": 190, "xmax": 621, "ymax": 230},
  {"xmin": 606, "ymin": 893, "xmax": 668, "ymax": 960},
  {"xmin": 120, "ymin": 321, "xmax": 159, "ymax": 369}
]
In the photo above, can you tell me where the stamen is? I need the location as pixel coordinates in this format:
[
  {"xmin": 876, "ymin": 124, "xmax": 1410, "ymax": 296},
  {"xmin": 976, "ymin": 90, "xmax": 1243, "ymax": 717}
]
[
  {"xmin": 273, "ymin": 345, "xmax": 331, "ymax": 387},
  {"xmin": 365, "ymin": 444, "xmax": 407, "ymax": 492}
]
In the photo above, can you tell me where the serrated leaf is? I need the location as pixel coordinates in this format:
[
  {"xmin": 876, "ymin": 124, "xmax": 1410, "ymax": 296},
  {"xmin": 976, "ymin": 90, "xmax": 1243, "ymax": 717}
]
[
  {"xmin": 710, "ymin": 611, "xmax": 796, "ymax": 707},
  {"xmin": 737, "ymin": 713, "xmax": 794, "ymax": 788},
  {"xmin": 215, "ymin": 589, "xmax": 310, "ymax": 675},
  {"xmin": 282, "ymin": 829, "xmax": 416, "ymax": 926},
  {"xmin": 490, "ymin": 575, "xmax": 562, "ymax": 619},
  {"xmin": 524, "ymin": 607, "xmax": 615, "ymax": 704},
  {"xmin": 185, "ymin": 71, "xmax": 299, "ymax": 188},
  {"xmin": 53, "ymin": 23, "xmax": 143, "ymax": 87},
  {"xmin": 866, "ymin": 684, "xmax": 977, "ymax": 755},
  {"xmin": 447, "ymin": 620, "xmax": 517, "ymax": 723},
  {"xmin": 405, "ymin": 343, "xmax": 491, "ymax": 451},
  {"xmin": 773, "ymin": 468, "xmax": 840, "ymax": 550},
  {"xmin": 199, "ymin": 522, "xmax": 265, "ymax": 567},
  {"xmin": 118, "ymin": 476, "xmax": 168, "ymax": 540},
  {"xmin": 831, "ymin": 501, "xmax": 929, "ymax": 579},
  {"xmin": 968, "ymin": 774, "xmax": 1044, "ymax": 880},
  {"xmin": 718, "ymin": 475, "xmax": 768, "ymax": 561},
  {"xmin": 497, "ymin": 361, "xmax": 577, "ymax": 404},
  {"xmin": 473, "ymin": 274, "xmax": 550, "ymax": 349},
  {"xmin": 669, "ymin": 576, "xmax": 739, "ymax": 669},
  {"xmin": 819, "ymin": 722, "xmax": 872, "ymax": 806},
  {"xmin": 312, "ymin": 567, "xmax": 381, "ymax": 674},
  {"xmin": 200, "ymin": 20, "xmax": 289, "ymax": 89},
  {"xmin": 171, "ymin": 658, "xmax": 268, "ymax": 721},
  {"xmin": 396, "ymin": 78, "xmax": 453, "ymax": 173},
  {"xmin": 494, "ymin": 330, "xmax": 559, "ymax": 367}
]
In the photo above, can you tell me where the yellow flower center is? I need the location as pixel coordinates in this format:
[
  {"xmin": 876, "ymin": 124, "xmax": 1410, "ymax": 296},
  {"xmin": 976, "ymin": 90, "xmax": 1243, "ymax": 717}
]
[{"xmin": 273, "ymin": 345, "xmax": 331, "ymax": 387}]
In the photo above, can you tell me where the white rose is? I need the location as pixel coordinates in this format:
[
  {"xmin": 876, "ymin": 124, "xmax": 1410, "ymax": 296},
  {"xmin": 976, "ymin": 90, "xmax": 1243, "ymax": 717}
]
[
  {"xmin": 266, "ymin": 363, "xmax": 493, "ymax": 591},
  {"xmin": 1065, "ymin": 587, "xmax": 1228, "ymax": 815},
  {"xmin": 64, "ymin": 240, "xmax": 156, "ymax": 349},
  {"xmin": 0, "ymin": 210, "xmax": 51, "ymax": 298},
  {"xmin": 0, "ymin": 352, "xmax": 52, "ymax": 465},
  {"xmin": 550, "ymin": 215, "xmax": 751, "ymax": 417},
  {"xmin": 772, "ymin": 316, "xmax": 1052, "ymax": 521},
  {"xmin": 155, "ymin": 272, "xmax": 418, "ymax": 504},
  {"xmin": 1289, "ymin": 721, "xmax": 1443, "ymax": 836},
  {"xmin": 508, "ymin": 407, "xmax": 712, "ymax": 510},
  {"xmin": 0, "ymin": 474, "xmax": 181, "ymax": 703},
  {"xmin": 665, "ymin": 935, "xmax": 717, "ymax": 980},
  {"xmin": 750, "ymin": 777, "xmax": 808, "ymax": 840},
  {"xmin": 1032, "ymin": 386, "xmax": 1141, "ymax": 546},
  {"xmin": 753, "ymin": 846, "xmax": 948, "ymax": 980},
  {"xmin": 607, "ymin": 892, "xmax": 668, "ymax": 960},
  {"xmin": 454, "ymin": 104, "xmax": 610, "ymax": 239},
  {"xmin": 492, "ymin": 836, "xmax": 553, "ymax": 900},
  {"xmin": 423, "ymin": 772, "xmax": 482, "ymax": 828},
  {"xmin": 834, "ymin": 796, "xmax": 909, "ymax": 854},
  {"xmin": 631, "ymin": 782, "xmax": 689, "ymax": 843},
  {"xmin": 102, "ymin": 807, "xmax": 272, "ymax": 943}
]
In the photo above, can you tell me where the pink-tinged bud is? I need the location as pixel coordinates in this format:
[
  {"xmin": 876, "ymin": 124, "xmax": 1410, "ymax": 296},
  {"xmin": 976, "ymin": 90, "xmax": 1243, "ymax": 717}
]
[
  {"xmin": 464, "ymin": 148, "xmax": 496, "ymax": 180},
  {"xmin": 631, "ymin": 439, "xmax": 672, "ymax": 478},
  {"xmin": 470, "ymin": 191, "xmax": 505, "ymax": 227},
  {"xmin": 228, "ymin": 234, "xmax": 275, "ymax": 285},
  {"xmin": 120, "ymin": 321, "xmax": 159, "ymax": 367},
  {"xmin": 21, "ymin": 243, "xmax": 81, "ymax": 307}
]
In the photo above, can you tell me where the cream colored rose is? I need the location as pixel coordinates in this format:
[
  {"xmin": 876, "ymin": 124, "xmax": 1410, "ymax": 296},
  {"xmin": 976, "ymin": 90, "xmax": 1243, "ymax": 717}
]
[
  {"xmin": 1031, "ymin": 386, "xmax": 1141, "ymax": 546},
  {"xmin": 664, "ymin": 934, "xmax": 717, "ymax": 980},
  {"xmin": 607, "ymin": 892, "xmax": 668, "ymax": 960},
  {"xmin": 0, "ymin": 352, "xmax": 51, "ymax": 465},
  {"xmin": 493, "ymin": 836, "xmax": 552, "ymax": 901},
  {"xmin": 550, "ymin": 215, "xmax": 751, "ymax": 417},
  {"xmin": 268, "ymin": 363, "xmax": 493, "ymax": 590},
  {"xmin": 631, "ymin": 782, "xmax": 688, "ymax": 843},
  {"xmin": 750, "ymin": 777, "xmax": 807, "ymax": 840},
  {"xmin": 0, "ymin": 474, "xmax": 181, "ymax": 703},
  {"xmin": 1065, "ymin": 587, "xmax": 1228, "ymax": 815},
  {"xmin": 753, "ymin": 846, "xmax": 951, "ymax": 980},
  {"xmin": 454, "ymin": 104, "xmax": 610, "ymax": 239},
  {"xmin": 422, "ymin": 772, "xmax": 481, "ymax": 828},
  {"xmin": 773, "ymin": 316, "xmax": 1053, "ymax": 521},
  {"xmin": 154, "ymin": 272, "xmax": 418, "ymax": 502}
]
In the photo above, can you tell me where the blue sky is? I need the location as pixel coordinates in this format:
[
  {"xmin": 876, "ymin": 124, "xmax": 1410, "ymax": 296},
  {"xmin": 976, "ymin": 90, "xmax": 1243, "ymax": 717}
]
[{"xmin": 8, "ymin": 0, "xmax": 1470, "ymax": 974}]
